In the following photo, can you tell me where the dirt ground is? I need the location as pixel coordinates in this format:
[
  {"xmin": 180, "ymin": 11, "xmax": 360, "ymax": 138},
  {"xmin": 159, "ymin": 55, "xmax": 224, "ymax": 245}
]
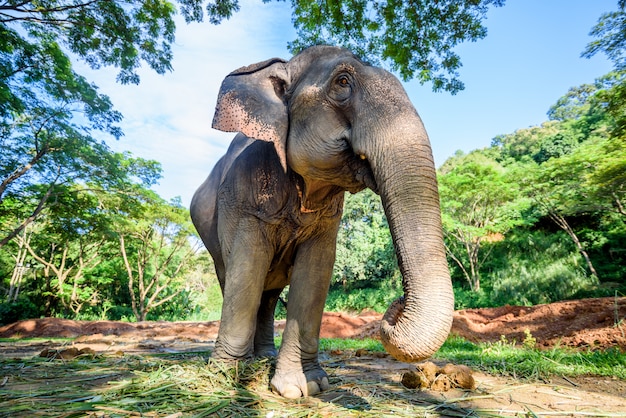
[{"xmin": 1, "ymin": 296, "xmax": 625, "ymax": 416}]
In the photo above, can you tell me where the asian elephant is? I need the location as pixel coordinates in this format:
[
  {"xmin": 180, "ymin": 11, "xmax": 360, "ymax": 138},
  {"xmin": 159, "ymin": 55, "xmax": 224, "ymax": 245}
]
[{"xmin": 190, "ymin": 45, "xmax": 453, "ymax": 398}]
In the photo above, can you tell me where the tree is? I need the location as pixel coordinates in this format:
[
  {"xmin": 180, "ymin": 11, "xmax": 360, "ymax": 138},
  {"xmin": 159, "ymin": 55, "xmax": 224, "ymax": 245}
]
[
  {"xmin": 523, "ymin": 159, "xmax": 600, "ymax": 281},
  {"xmin": 1, "ymin": 0, "xmax": 173, "ymax": 248},
  {"xmin": 544, "ymin": 73, "xmax": 624, "ymax": 219},
  {"xmin": 490, "ymin": 122, "xmax": 560, "ymax": 164},
  {"xmin": 439, "ymin": 153, "xmax": 529, "ymax": 291},
  {"xmin": 583, "ymin": 0, "xmax": 626, "ymax": 73},
  {"xmin": 198, "ymin": 0, "xmax": 506, "ymax": 92},
  {"xmin": 587, "ymin": 138, "xmax": 626, "ymax": 217},
  {"xmin": 0, "ymin": 149, "xmax": 161, "ymax": 319},
  {"xmin": 583, "ymin": 1, "xmax": 626, "ymax": 137},
  {"xmin": 288, "ymin": 0, "xmax": 505, "ymax": 92},
  {"xmin": 117, "ymin": 192, "xmax": 201, "ymax": 321},
  {"xmin": 0, "ymin": 37, "xmax": 123, "ymax": 247},
  {"xmin": 333, "ymin": 189, "xmax": 398, "ymax": 290},
  {"xmin": 0, "ymin": 1, "xmax": 200, "ymax": 85},
  {"xmin": 16, "ymin": 223, "xmax": 104, "ymax": 316},
  {"xmin": 6, "ymin": 227, "xmax": 30, "ymax": 303}
]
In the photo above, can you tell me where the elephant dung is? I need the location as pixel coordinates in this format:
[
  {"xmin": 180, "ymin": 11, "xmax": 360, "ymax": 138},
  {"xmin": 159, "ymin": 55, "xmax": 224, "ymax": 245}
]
[
  {"xmin": 401, "ymin": 361, "xmax": 476, "ymax": 392},
  {"xmin": 39, "ymin": 346, "xmax": 96, "ymax": 360}
]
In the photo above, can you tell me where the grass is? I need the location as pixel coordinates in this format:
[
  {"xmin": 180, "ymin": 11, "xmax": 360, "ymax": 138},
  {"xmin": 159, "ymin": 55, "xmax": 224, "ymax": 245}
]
[
  {"xmin": 0, "ymin": 336, "xmax": 624, "ymax": 417},
  {"xmin": 436, "ymin": 335, "xmax": 626, "ymax": 381}
]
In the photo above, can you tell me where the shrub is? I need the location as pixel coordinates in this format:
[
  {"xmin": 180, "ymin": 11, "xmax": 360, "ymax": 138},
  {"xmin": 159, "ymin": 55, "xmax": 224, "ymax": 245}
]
[
  {"xmin": 325, "ymin": 281, "xmax": 402, "ymax": 313},
  {"xmin": 0, "ymin": 297, "xmax": 41, "ymax": 324},
  {"xmin": 492, "ymin": 258, "xmax": 592, "ymax": 305}
]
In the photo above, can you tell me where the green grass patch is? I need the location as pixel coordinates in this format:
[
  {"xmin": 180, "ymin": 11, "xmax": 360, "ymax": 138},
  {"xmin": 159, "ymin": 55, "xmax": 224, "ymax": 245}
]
[
  {"xmin": 319, "ymin": 337, "xmax": 384, "ymax": 352},
  {"xmin": 435, "ymin": 335, "xmax": 626, "ymax": 380},
  {"xmin": 272, "ymin": 336, "xmax": 384, "ymax": 353}
]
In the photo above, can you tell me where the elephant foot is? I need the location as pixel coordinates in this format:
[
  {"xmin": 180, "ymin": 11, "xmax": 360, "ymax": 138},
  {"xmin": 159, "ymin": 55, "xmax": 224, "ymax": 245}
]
[
  {"xmin": 254, "ymin": 345, "xmax": 278, "ymax": 358},
  {"xmin": 212, "ymin": 338, "xmax": 254, "ymax": 361},
  {"xmin": 270, "ymin": 365, "xmax": 330, "ymax": 398}
]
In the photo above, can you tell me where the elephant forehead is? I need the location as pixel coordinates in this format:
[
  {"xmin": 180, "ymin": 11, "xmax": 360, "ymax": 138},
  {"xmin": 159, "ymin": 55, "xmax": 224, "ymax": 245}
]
[
  {"xmin": 293, "ymin": 85, "xmax": 323, "ymax": 106},
  {"xmin": 213, "ymin": 92, "xmax": 281, "ymax": 143}
]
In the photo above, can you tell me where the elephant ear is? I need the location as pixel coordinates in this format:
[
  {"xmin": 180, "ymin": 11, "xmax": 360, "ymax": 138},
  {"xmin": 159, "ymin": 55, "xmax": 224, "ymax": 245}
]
[{"xmin": 212, "ymin": 58, "xmax": 290, "ymax": 171}]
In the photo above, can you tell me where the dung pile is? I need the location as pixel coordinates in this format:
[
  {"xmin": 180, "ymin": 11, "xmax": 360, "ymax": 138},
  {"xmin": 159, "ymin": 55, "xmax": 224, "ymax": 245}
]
[
  {"xmin": 401, "ymin": 362, "xmax": 476, "ymax": 392},
  {"xmin": 39, "ymin": 347, "xmax": 96, "ymax": 360}
]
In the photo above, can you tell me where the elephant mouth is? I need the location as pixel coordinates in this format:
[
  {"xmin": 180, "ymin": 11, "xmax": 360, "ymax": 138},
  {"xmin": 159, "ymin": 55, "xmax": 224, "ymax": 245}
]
[
  {"xmin": 357, "ymin": 160, "xmax": 378, "ymax": 193},
  {"xmin": 343, "ymin": 140, "xmax": 378, "ymax": 194}
]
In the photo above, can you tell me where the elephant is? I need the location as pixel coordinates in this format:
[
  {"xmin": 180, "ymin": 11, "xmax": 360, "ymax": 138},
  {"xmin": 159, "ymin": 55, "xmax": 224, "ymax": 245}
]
[{"xmin": 190, "ymin": 45, "xmax": 454, "ymax": 399}]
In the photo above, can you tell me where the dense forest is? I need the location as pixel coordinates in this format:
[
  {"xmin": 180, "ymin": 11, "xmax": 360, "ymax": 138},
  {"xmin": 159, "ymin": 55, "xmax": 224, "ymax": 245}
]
[{"xmin": 1, "ymin": 0, "xmax": 625, "ymax": 323}]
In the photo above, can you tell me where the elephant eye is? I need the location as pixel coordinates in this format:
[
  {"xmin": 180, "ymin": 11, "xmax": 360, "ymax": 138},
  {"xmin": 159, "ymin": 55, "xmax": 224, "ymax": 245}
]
[{"xmin": 330, "ymin": 72, "xmax": 353, "ymax": 105}]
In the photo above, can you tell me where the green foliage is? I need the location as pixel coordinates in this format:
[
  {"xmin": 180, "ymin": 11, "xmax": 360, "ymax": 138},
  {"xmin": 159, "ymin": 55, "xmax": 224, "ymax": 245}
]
[
  {"xmin": 439, "ymin": 152, "xmax": 530, "ymax": 291},
  {"xmin": 489, "ymin": 240, "xmax": 595, "ymax": 306},
  {"xmin": 324, "ymin": 190, "xmax": 414, "ymax": 314},
  {"xmin": 325, "ymin": 281, "xmax": 402, "ymax": 314},
  {"xmin": 0, "ymin": 183, "xmax": 217, "ymax": 323},
  {"xmin": 51, "ymin": 0, "xmax": 500, "ymax": 93},
  {"xmin": 583, "ymin": 2, "xmax": 626, "ymax": 138},
  {"xmin": 584, "ymin": 218, "xmax": 626, "ymax": 284},
  {"xmin": 582, "ymin": 0, "xmax": 626, "ymax": 73},
  {"xmin": 289, "ymin": 0, "xmax": 505, "ymax": 92},
  {"xmin": 158, "ymin": 254, "xmax": 223, "ymax": 322},
  {"xmin": 437, "ymin": 62, "xmax": 625, "ymax": 309},
  {"xmin": 0, "ymin": 1, "xmax": 204, "ymax": 85},
  {"xmin": 490, "ymin": 122, "xmax": 559, "ymax": 164},
  {"xmin": 0, "ymin": 1, "xmax": 174, "ymax": 249},
  {"xmin": 0, "ymin": 297, "xmax": 39, "ymax": 325},
  {"xmin": 332, "ymin": 189, "xmax": 399, "ymax": 291},
  {"xmin": 116, "ymin": 192, "xmax": 203, "ymax": 321},
  {"xmin": 452, "ymin": 287, "xmax": 493, "ymax": 310},
  {"xmin": 2, "ymin": 0, "xmax": 508, "ymax": 93}
]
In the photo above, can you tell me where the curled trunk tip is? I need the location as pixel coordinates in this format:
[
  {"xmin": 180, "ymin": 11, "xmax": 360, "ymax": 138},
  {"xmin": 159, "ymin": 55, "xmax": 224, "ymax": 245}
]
[{"xmin": 380, "ymin": 295, "xmax": 453, "ymax": 363}]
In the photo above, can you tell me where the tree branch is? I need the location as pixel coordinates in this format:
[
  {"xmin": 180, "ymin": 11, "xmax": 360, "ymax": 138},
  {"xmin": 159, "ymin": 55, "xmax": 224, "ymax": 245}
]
[
  {"xmin": 0, "ymin": 143, "xmax": 50, "ymax": 202},
  {"xmin": 0, "ymin": 180, "xmax": 57, "ymax": 248}
]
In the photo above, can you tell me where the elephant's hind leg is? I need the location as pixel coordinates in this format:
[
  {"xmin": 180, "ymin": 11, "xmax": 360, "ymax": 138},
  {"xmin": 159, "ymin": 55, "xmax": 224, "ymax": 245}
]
[
  {"xmin": 212, "ymin": 223, "xmax": 272, "ymax": 361},
  {"xmin": 254, "ymin": 288, "xmax": 283, "ymax": 357}
]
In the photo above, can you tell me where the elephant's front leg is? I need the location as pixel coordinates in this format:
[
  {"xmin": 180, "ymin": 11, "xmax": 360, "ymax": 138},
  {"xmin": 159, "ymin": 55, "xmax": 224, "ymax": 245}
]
[{"xmin": 270, "ymin": 233, "xmax": 337, "ymax": 398}]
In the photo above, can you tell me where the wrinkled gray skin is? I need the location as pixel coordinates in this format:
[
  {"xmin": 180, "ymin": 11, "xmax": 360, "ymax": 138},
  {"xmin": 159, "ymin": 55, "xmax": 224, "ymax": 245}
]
[{"xmin": 190, "ymin": 46, "xmax": 454, "ymax": 399}]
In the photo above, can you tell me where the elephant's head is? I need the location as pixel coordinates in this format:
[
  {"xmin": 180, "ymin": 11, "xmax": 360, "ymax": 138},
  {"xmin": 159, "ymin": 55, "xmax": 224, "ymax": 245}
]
[{"xmin": 212, "ymin": 46, "xmax": 454, "ymax": 362}]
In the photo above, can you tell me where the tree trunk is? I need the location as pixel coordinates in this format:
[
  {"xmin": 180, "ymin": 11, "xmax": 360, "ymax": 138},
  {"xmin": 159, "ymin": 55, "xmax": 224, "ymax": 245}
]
[
  {"xmin": 549, "ymin": 211, "xmax": 599, "ymax": 281},
  {"xmin": 0, "ymin": 182, "xmax": 56, "ymax": 248},
  {"xmin": 8, "ymin": 231, "xmax": 30, "ymax": 302}
]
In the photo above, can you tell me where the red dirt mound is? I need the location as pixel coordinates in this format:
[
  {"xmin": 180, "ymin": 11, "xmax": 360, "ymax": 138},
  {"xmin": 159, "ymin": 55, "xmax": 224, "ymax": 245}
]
[
  {"xmin": 450, "ymin": 296, "xmax": 626, "ymax": 351},
  {"xmin": 1, "ymin": 297, "xmax": 624, "ymax": 351}
]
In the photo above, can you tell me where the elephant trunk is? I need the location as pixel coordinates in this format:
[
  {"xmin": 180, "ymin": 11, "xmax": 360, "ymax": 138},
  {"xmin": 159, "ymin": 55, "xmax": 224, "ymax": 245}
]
[{"xmin": 364, "ymin": 113, "xmax": 454, "ymax": 363}]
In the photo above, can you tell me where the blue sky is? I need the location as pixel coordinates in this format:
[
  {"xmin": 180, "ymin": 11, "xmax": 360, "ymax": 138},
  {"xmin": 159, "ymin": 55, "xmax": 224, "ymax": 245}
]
[{"xmin": 82, "ymin": 0, "xmax": 617, "ymax": 207}]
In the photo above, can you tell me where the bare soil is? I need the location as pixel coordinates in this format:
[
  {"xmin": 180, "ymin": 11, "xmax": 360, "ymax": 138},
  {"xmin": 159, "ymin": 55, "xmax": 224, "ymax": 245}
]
[{"xmin": 1, "ymin": 296, "xmax": 625, "ymax": 416}]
